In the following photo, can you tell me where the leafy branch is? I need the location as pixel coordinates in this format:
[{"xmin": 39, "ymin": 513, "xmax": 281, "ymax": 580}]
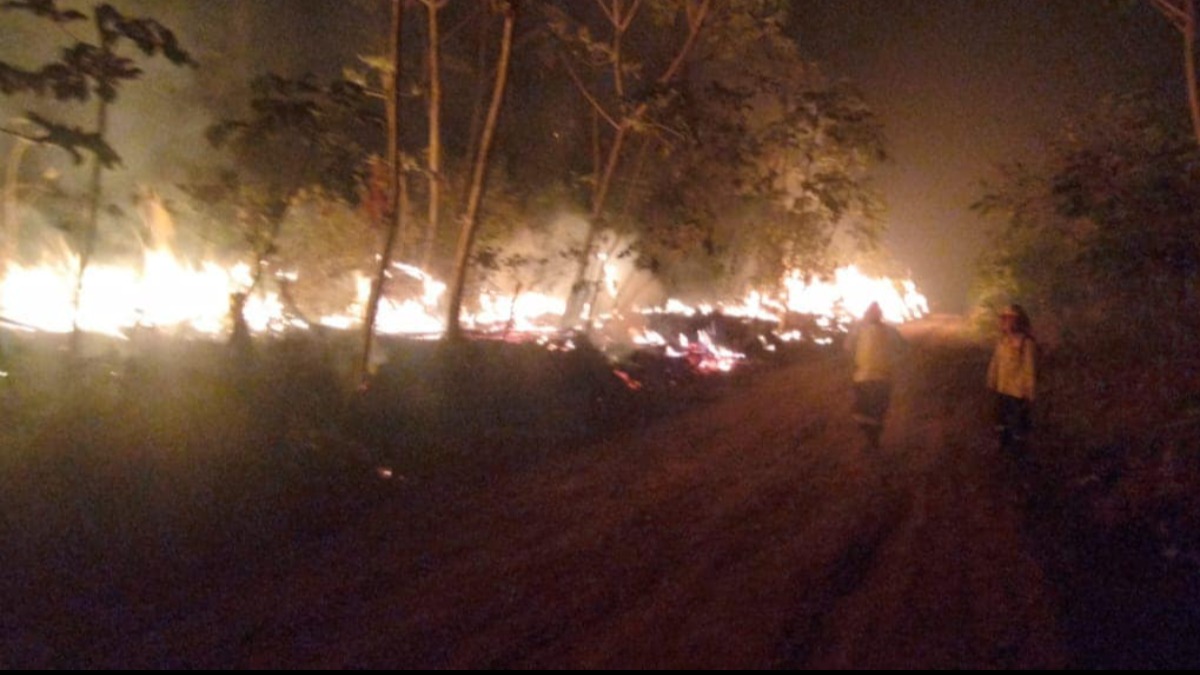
[{"xmin": 0, "ymin": 112, "xmax": 120, "ymax": 167}]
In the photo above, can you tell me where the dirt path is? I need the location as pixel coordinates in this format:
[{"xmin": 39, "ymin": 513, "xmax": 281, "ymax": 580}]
[{"xmin": 93, "ymin": 332, "xmax": 1067, "ymax": 668}]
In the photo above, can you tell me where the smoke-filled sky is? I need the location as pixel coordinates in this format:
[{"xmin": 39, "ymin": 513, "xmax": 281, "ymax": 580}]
[
  {"xmin": 3, "ymin": 0, "xmax": 386, "ymax": 177},
  {"xmin": 789, "ymin": 0, "xmax": 1180, "ymax": 311},
  {"xmin": 0, "ymin": 1, "xmax": 1184, "ymax": 312}
]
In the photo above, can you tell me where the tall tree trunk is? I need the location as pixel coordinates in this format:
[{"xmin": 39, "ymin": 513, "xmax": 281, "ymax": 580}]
[
  {"xmin": 359, "ymin": 0, "xmax": 408, "ymax": 386},
  {"xmin": 1152, "ymin": 0, "xmax": 1200, "ymax": 144},
  {"xmin": 445, "ymin": 0, "xmax": 516, "ymax": 342},
  {"xmin": 421, "ymin": 0, "xmax": 444, "ymax": 271},
  {"xmin": 461, "ymin": 9, "xmax": 493, "ymax": 205},
  {"xmin": 584, "ymin": 134, "xmax": 653, "ymax": 322},
  {"xmin": 1183, "ymin": 2, "xmax": 1200, "ymax": 145},
  {"xmin": 562, "ymin": 121, "xmax": 629, "ymax": 325},
  {"xmin": 70, "ymin": 96, "xmax": 109, "ymax": 353},
  {"xmin": 2, "ymin": 137, "xmax": 32, "ymax": 273}
]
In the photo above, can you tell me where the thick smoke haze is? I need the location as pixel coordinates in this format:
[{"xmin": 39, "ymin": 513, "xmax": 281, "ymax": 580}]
[
  {"xmin": 790, "ymin": 0, "xmax": 1180, "ymax": 311},
  {"xmin": 0, "ymin": 1, "xmax": 1186, "ymax": 311},
  {"xmin": 1, "ymin": 1, "xmax": 386, "ymax": 198}
]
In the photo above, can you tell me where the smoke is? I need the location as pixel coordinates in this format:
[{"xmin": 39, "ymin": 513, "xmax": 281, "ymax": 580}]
[{"xmin": 2, "ymin": 1, "xmax": 387, "ymax": 203}]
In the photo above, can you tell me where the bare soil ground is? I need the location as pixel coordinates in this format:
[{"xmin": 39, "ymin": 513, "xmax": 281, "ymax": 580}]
[{"xmin": 3, "ymin": 323, "xmax": 1195, "ymax": 668}]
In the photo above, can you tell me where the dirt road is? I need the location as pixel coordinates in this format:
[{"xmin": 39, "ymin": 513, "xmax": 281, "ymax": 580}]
[{"xmin": 78, "ymin": 328, "xmax": 1067, "ymax": 668}]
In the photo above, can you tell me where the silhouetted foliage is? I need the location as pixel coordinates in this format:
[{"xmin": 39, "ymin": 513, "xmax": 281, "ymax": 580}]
[
  {"xmin": 206, "ymin": 73, "xmax": 381, "ymax": 205},
  {"xmin": 973, "ymin": 93, "xmax": 1200, "ymax": 344},
  {"xmin": 0, "ymin": 0, "xmax": 194, "ymax": 166}
]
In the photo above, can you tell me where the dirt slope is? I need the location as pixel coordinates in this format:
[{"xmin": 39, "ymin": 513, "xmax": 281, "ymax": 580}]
[{"xmin": 87, "ymin": 329, "xmax": 1067, "ymax": 668}]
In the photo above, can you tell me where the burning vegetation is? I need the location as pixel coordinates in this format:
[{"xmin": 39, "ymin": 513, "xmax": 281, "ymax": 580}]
[
  {"xmin": 6, "ymin": 2, "xmax": 1200, "ymax": 669},
  {"xmin": 0, "ymin": 193, "xmax": 930, "ymax": 378},
  {"xmin": 0, "ymin": 1, "xmax": 937, "ymax": 538},
  {"xmin": 0, "ymin": 0, "xmax": 924, "ymax": 383}
]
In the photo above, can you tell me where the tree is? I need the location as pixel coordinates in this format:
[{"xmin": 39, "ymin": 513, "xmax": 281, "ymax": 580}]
[
  {"xmin": 544, "ymin": 0, "xmax": 715, "ymax": 325},
  {"xmin": 973, "ymin": 93, "xmax": 1200, "ymax": 343},
  {"xmin": 419, "ymin": 0, "xmax": 446, "ymax": 270},
  {"xmin": 0, "ymin": 2, "xmax": 123, "ymax": 168},
  {"xmin": 2, "ymin": 133, "xmax": 35, "ymax": 267},
  {"xmin": 444, "ymin": 0, "xmax": 518, "ymax": 341},
  {"xmin": 200, "ymin": 72, "xmax": 381, "ymax": 345},
  {"xmin": 0, "ymin": 0, "xmax": 195, "ymax": 347},
  {"xmin": 637, "ymin": 26, "xmax": 886, "ymax": 294},
  {"xmin": 359, "ymin": 0, "xmax": 410, "ymax": 386},
  {"xmin": 542, "ymin": 1, "xmax": 883, "ymax": 315},
  {"xmin": 1147, "ymin": 0, "xmax": 1200, "ymax": 145}
]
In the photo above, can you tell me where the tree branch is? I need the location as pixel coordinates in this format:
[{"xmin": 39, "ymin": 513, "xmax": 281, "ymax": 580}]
[
  {"xmin": 1151, "ymin": 0, "xmax": 1192, "ymax": 32},
  {"xmin": 611, "ymin": 0, "xmax": 625, "ymax": 98},
  {"xmin": 618, "ymin": 0, "xmax": 643, "ymax": 32},
  {"xmin": 593, "ymin": 0, "xmax": 614, "ymax": 24},
  {"xmin": 659, "ymin": 0, "xmax": 711, "ymax": 85},
  {"xmin": 559, "ymin": 53, "xmax": 621, "ymax": 129},
  {"xmin": 0, "ymin": 125, "xmax": 40, "ymax": 143}
]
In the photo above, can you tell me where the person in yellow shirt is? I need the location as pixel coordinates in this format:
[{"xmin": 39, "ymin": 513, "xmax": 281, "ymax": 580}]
[
  {"xmin": 987, "ymin": 304, "xmax": 1037, "ymax": 454},
  {"xmin": 846, "ymin": 302, "xmax": 904, "ymax": 450}
]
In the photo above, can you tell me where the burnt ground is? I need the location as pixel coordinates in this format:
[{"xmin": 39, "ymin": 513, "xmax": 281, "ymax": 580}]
[{"xmin": 2, "ymin": 323, "xmax": 1198, "ymax": 668}]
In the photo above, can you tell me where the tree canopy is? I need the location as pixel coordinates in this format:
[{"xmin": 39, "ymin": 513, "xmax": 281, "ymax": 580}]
[
  {"xmin": 2, "ymin": 0, "xmax": 890, "ymax": 351},
  {"xmin": 972, "ymin": 93, "xmax": 1200, "ymax": 342},
  {"xmin": 0, "ymin": 0, "xmax": 194, "ymax": 167}
]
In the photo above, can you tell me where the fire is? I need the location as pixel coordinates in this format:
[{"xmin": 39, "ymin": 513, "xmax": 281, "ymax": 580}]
[
  {"xmin": 782, "ymin": 265, "xmax": 928, "ymax": 324},
  {"xmin": 0, "ymin": 250, "xmax": 928, "ymax": 370},
  {"xmin": 618, "ymin": 266, "xmax": 928, "ymax": 371},
  {"xmin": 1, "ymin": 254, "xmax": 240, "ymax": 336},
  {"xmin": 1, "ymin": 261, "xmax": 80, "ymax": 334},
  {"xmin": 340, "ymin": 266, "xmax": 446, "ymax": 336},
  {"xmin": 470, "ymin": 289, "xmax": 565, "ymax": 335},
  {"xmin": 0, "ymin": 195, "xmax": 928, "ymax": 376},
  {"xmin": 0, "ymin": 250, "xmax": 307, "ymax": 337}
]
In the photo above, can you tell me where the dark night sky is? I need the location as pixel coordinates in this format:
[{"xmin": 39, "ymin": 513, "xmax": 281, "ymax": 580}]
[
  {"xmin": 789, "ymin": 0, "xmax": 1180, "ymax": 311},
  {"xmin": 1, "ymin": 1, "xmax": 1185, "ymax": 312}
]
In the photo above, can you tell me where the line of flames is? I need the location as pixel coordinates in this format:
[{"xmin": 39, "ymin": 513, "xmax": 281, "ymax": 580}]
[{"xmin": 0, "ymin": 247, "xmax": 927, "ymax": 372}]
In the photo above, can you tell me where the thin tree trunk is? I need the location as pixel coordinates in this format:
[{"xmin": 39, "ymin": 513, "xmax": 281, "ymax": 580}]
[
  {"xmin": 421, "ymin": 0, "xmax": 444, "ymax": 271},
  {"xmin": 591, "ymin": 108, "xmax": 602, "ymax": 185},
  {"xmin": 445, "ymin": 0, "xmax": 516, "ymax": 342},
  {"xmin": 561, "ymin": 0, "xmax": 712, "ymax": 327},
  {"xmin": 584, "ymin": 134, "xmax": 653, "ymax": 322},
  {"xmin": 569, "ymin": 122, "xmax": 629, "ymax": 323},
  {"xmin": 1183, "ymin": 2, "xmax": 1200, "ymax": 144},
  {"xmin": 1152, "ymin": 0, "xmax": 1200, "ymax": 144},
  {"xmin": 359, "ymin": 0, "xmax": 407, "ymax": 386},
  {"xmin": 70, "ymin": 97, "xmax": 109, "ymax": 352},
  {"xmin": 3, "ymin": 138, "xmax": 32, "ymax": 272},
  {"xmin": 461, "ymin": 9, "xmax": 493, "ymax": 205}
]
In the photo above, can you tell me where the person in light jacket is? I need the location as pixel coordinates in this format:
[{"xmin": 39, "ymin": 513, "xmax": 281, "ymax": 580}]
[
  {"xmin": 987, "ymin": 303, "xmax": 1037, "ymax": 454},
  {"xmin": 846, "ymin": 302, "xmax": 904, "ymax": 450}
]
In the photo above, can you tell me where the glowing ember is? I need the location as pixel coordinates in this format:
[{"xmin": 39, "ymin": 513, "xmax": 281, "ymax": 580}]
[
  {"xmin": 632, "ymin": 329, "xmax": 669, "ymax": 347},
  {"xmin": 694, "ymin": 330, "xmax": 744, "ymax": 372},
  {"xmin": 613, "ymin": 368, "xmax": 642, "ymax": 390}
]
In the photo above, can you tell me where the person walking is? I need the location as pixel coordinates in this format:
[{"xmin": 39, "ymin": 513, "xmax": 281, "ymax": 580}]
[
  {"xmin": 846, "ymin": 302, "xmax": 903, "ymax": 450},
  {"xmin": 987, "ymin": 303, "xmax": 1037, "ymax": 455}
]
